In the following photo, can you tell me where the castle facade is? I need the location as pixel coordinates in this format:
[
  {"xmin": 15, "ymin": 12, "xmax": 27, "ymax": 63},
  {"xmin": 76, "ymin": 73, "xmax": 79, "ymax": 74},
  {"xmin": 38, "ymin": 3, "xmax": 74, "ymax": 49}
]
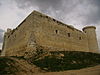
[{"xmin": 1, "ymin": 11, "xmax": 99, "ymax": 56}]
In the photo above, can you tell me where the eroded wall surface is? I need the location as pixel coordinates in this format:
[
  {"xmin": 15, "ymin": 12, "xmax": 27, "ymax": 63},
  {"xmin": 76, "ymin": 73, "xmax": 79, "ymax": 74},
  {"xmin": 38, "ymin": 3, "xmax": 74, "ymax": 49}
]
[
  {"xmin": 32, "ymin": 11, "xmax": 89, "ymax": 52},
  {"xmin": 2, "ymin": 13, "xmax": 35, "ymax": 56},
  {"xmin": 3, "ymin": 11, "xmax": 98, "ymax": 56}
]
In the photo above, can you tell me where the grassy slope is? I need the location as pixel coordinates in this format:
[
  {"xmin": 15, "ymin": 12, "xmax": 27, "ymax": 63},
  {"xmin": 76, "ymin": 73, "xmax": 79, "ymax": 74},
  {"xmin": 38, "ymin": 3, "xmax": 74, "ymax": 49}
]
[
  {"xmin": 33, "ymin": 51, "xmax": 100, "ymax": 72},
  {"xmin": 0, "ymin": 57, "xmax": 18, "ymax": 75},
  {"xmin": 0, "ymin": 56, "xmax": 43, "ymax": 75},
  {"xmin": 0, "ymin": 51, "xmax": 100, "ymax": 75}
]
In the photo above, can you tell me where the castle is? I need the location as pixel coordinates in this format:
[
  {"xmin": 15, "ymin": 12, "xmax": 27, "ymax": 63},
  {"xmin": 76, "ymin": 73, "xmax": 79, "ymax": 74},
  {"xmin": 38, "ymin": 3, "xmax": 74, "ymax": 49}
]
[{"xmin": 1, "ymin": 10, "xmax": 99, "ymax": 56}]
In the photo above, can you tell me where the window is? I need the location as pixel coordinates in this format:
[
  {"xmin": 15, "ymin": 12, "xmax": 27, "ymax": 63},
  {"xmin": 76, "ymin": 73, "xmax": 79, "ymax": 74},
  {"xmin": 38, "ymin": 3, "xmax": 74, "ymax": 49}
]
[
  {"xmin": 55, "ymin": 30, "xmax": 58, "ymax": 34},
  {"xmin": 53, "ymin": 19, "xmax": 56, "ymax": 21},
  {"xmin": 46, "ymin": 16, "xmax": 48, "ymax": 18},
  {"xmin": 79, "ymin": 37, "xmax": 82, "ymax": 40},
  {"xmin": 68, "ymin": 33, "xmax": 70, "ymax": 37}
]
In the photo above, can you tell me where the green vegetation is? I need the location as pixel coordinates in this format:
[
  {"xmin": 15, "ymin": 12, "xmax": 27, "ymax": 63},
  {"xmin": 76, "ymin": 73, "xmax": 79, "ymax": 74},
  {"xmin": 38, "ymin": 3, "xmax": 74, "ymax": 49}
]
[
  {"xmin": 33, "ymin": 51, "xmax": 100, "ymax": 72},
  {"xmin": 0, "ymin": 51, "xmax": 100, "ymax": 74},
  {"xmin": 0, "ymin": 57, "xmax": 18, "ymax": 75}
]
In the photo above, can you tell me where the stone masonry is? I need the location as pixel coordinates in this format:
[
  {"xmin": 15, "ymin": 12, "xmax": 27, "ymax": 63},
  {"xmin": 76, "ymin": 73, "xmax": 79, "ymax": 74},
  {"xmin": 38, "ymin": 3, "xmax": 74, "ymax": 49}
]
[{"xmin": 1, "ymin": 10, "xmax": 99, "ymax": 56}]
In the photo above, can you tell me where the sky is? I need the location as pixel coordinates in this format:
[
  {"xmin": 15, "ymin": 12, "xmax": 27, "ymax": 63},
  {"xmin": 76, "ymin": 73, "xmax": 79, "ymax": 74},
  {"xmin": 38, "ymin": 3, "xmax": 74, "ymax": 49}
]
[{"xmin": 0, "ymin": 0, "xmax": 100, "ymax": 50}]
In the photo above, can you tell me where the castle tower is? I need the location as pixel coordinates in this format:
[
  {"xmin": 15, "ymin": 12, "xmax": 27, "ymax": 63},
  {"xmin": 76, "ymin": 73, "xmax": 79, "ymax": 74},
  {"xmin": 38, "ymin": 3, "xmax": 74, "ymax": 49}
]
[
  {"xmin": 82, "ymin": 26, "xmax": 99, "ymax": 53},
  {"xmin": 1, "ymin": 28, "xmax": 12, "ymax": 56}
]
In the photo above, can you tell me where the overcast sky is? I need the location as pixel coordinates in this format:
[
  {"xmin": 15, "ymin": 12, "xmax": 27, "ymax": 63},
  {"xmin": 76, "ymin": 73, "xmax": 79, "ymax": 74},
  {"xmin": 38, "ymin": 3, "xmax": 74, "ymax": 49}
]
[{"xmin": 0, "ymin": 0, "xmax": 100, "ymax": 50}]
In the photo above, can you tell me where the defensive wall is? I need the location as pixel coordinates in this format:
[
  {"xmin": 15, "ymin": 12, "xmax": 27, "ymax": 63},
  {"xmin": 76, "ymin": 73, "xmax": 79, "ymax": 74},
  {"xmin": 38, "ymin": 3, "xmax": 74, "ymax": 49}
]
[{"xmin": 1, "ymin": 11, "xmax": 99, "ymax": 56}]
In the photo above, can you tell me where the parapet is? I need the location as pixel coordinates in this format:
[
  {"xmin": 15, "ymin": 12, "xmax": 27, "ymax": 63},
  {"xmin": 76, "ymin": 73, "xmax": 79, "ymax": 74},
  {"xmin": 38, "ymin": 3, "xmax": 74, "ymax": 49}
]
[{"xmin": 82, "ymin": 26, "xmax": 96, "ymax": 31}]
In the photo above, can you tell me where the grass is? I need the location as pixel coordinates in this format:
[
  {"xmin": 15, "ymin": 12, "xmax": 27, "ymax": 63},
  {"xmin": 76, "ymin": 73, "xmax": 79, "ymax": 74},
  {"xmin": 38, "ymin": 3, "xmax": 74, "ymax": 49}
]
[
  {"xmin": 33, "ymin": 51, "xmax": 100, "ymax": 72},
  {"xmin": 0, "ymin": 57, "xmax": 18, "ymax": 75},
  {"xmin": 0, "ymin": 50, "xmax": 100, "ymax": 74}
]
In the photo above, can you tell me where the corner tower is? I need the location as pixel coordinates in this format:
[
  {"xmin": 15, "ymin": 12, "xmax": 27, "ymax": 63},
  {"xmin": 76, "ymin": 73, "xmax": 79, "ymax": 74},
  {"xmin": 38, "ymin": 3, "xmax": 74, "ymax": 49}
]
[
  {"xmin": 1, "ymin": 28, "xmax": 12, "ymax": 56},
  {"xmin": 82, "ymin": 26, "xmax": 99, "ymax": 53}
]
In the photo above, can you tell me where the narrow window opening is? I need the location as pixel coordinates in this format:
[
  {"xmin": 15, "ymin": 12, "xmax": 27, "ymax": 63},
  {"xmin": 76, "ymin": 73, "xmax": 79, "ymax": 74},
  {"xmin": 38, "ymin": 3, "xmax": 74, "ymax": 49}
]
[
  {"xmin": 68, "ymin": 33, "xmax": 70, "ymax": 37},
  {"xmin": 46, "ymin": 16, "xmax": 48, "ymax": 18},
  {"xmin": 55, "ymin": 30, "xmax": 58, "ymax": 34},
  {"xmin": 79, "ymin": 37, "xmax": 82, "ymax": 40},
  {"xmin": 53, "ymin": 19, "xmax": 56, "ymax": 21}
]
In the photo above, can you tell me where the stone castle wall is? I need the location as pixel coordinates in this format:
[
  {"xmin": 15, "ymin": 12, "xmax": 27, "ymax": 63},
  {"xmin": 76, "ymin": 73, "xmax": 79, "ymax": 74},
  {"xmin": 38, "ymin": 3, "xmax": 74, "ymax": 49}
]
[
  {"xmin": 1, "ymin": 11, "xmax": 99, "ymax": 56},
  {"xmin": 32, "ymin": 11, "xmax": 89, "ymax": 52},
  {"xmin": 2, "ymin": 13, "xmax": 34, "ymax": 56}
]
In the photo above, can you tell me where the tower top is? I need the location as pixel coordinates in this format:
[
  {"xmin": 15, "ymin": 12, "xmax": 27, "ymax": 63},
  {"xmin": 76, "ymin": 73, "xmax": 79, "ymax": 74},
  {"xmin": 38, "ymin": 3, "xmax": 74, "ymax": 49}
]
[
  {"xmin": 7, "ymin": 28, "xmax": 12, "ymax": 32},
  {"xmin": 82, "ymin": 26, "xmax": 96, "ymax": 31}
]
